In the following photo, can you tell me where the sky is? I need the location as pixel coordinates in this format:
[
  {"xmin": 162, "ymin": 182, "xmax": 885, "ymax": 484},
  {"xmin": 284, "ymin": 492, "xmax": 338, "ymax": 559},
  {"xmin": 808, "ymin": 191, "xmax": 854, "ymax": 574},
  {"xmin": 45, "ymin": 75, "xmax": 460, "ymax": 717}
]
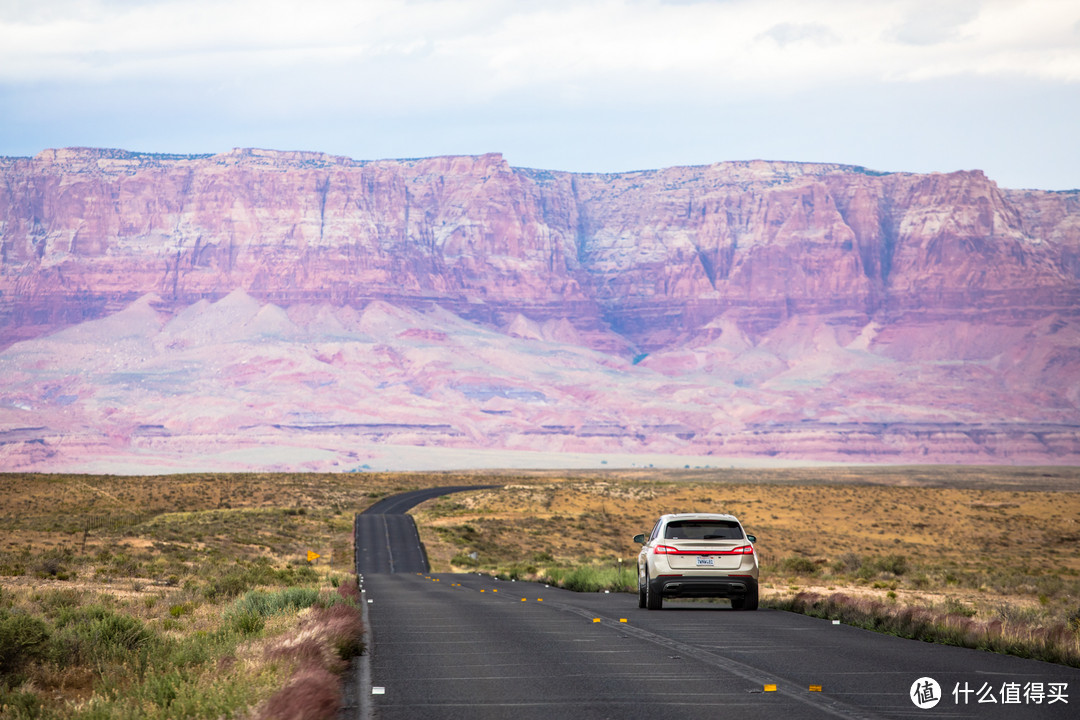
[{"xmin": 1, "ymin": 0, "xmax": 1078, "ymax": 190}]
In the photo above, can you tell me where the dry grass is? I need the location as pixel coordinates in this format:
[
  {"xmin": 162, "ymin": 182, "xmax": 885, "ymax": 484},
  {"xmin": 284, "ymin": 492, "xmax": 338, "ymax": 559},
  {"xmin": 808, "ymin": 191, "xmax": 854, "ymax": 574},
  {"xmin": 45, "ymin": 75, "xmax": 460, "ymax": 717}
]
[
  {"xmin": 0, "ymin": 471, "xmax": 467, "ymax": 719},
  {"xmin": 413, "ymin": 468, "xmax": 1080, "ymax": 575}
]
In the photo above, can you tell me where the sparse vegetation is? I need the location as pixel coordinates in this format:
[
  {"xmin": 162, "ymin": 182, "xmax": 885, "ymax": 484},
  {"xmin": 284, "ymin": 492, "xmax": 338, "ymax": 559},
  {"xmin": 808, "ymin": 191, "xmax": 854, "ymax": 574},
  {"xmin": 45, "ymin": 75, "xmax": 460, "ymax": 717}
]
[
  {"xmin": 2, "ymin": 465, "xmax": 1079, "ymax": 718},
  {"xmin": 0, "ymin": 471, "xmax": 472, "ymax": 718},
  {"xmin": 772, "ymin": 591, "xmax": 1080, "ymax": 667}
]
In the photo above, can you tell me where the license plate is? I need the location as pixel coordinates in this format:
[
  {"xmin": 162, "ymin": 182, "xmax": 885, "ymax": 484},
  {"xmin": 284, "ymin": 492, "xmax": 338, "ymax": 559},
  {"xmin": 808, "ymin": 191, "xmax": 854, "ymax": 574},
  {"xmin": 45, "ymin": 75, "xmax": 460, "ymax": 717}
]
[{"xmin": 696, "ymin": 556, "xmax": 714, "ymax": 567}]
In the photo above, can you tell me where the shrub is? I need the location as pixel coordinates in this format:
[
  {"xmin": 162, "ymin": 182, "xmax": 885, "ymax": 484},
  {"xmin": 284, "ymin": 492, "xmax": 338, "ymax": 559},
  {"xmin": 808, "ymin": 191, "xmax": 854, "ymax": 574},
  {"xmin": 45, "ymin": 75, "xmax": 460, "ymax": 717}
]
[
  {"xmin": 36, "ymin": 588, "xmax": 82, "ymax": 617},
  {"xmin": 93, "ymin": 613, "xmax": 154, "ymax": 655},
  {"xmin": 944, "ymin": 598, "xmax": 977, "ymax": 618},
  {"xmin": 231, "ymin": 610, "xmax": 266, "ymax": 635},
  {"xmin": 0, "ymin": 610, "xmax": 50, "ymax": 675},
  {"xmin": 204, "ymin": 572, "xmax": 250, "ymax": 600},
  {"xmin": 450, "ymin": 552, "xmax": 480, "ymax": 568},
  {"xmin": 1068, "ymin": 607, "xmax": 1080, "ymax": 633},
  {"xmin": 309, "ymin": 604, "xmax": 364, "ymax": 660},
  {"xmin": 169, "ymin": 603, "xmax": 195, "ymax": 618},
  {"xmin": 334, "ymin": 577, "xmax": 361, "ymax": 604},
  {"xmin": 562, "ymin": 567, "xmax": 607, "ymax": 593},
  {"xmin": 769, "ymin": 591, "xmax": 1080, "ymax": 667},
  {"xmin": 257, "ymin": 665, "xmax": 340, "ymax": 720},
  {"xmin": 780, "ymin": 556, "xmax": 819, "ymax": 575},
  {"xmin": 142, "ymin": 669, "xmax": 182, "ymax": 709},
  {"xmin": 45, "ymin": 606, "xmax": 154, "ymax": 665},
  {"xmin": 0, "ymin": 689, "xmax": 40, "ymax": 718},
  {"xmin": 231, "ymin": 587, "xmax": 321, "ymax": 619},
  {"xmin": 874, "ymin": 554, "xmax": 909, "ymax": 576}
]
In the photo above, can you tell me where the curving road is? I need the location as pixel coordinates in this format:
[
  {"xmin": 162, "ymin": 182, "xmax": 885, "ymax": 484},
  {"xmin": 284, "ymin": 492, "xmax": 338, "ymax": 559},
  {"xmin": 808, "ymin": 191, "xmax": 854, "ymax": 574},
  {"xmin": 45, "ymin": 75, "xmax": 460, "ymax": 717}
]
[
  {"xmin": 353, "ymin": 485, "xmax": 498, "ymax": 575},
  {"xmin": 352, "ymin": 488, "xmax": 1080, "ymax": 719}
]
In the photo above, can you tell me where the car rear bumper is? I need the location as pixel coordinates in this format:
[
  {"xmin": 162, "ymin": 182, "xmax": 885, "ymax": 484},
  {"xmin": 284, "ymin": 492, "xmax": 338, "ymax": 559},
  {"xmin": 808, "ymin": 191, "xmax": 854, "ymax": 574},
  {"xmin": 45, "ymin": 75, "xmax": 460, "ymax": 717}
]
[{"xmin": 657, "ymin": 576, "xmax": 757, "ymax": 599}]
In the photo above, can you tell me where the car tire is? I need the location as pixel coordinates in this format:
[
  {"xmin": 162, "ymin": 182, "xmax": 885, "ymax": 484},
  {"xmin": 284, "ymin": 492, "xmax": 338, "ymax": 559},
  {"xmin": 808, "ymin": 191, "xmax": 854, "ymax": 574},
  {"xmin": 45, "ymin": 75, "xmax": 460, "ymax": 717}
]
[
  {"xmin": 733, "ymin": 584, "xmax": 759, "ymax": 611},
  {"xmin": 638, "ymin": 575, "xmax": 647, "ymax": 608},
  {"xmin": 645, "ymin": 572, "xmax": 663, "ymax": 610}
]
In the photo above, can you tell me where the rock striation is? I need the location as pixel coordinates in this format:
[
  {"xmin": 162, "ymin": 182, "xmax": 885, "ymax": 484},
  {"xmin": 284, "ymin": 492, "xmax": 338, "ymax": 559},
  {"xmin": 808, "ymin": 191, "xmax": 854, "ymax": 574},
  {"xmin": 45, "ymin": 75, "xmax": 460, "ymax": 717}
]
[{"xmin": 1, "ymin": 147, "xmax": 1078, "ymax": 469}]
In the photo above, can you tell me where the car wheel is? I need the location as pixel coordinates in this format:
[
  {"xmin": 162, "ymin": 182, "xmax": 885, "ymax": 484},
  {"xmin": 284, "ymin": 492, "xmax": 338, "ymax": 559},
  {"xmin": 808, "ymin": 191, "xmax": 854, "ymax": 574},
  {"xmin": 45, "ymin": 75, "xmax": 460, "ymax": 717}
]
[
  {"xmin": 638, "ymin": 574, "xmax": 647, "ymax": 608},
  {"xmin": 645, "ymin": 572, "xmax": 663, "ymax": 610},
  {"xmin": 733, "ymin": 584, "xmax": 759, "ymax": 611}
]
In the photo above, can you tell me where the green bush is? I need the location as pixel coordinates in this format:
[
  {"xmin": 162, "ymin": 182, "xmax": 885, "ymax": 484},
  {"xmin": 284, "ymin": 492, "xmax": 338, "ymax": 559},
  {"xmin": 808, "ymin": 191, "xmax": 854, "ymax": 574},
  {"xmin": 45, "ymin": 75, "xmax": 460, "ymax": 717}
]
[
  {"xmin": 230, "ymin": 587, "xmax": 320, "ymax": 618},
  {"xmin": 169, "ymin": 637, "xmax": 212, "ymax": 667},
  {"xmin": 0, "ymin": 688, "xmax": 40, "ymax": 718},
  {"xmin": 0, "ymin": 610, "xmax": 50, "ymax": 675},
  {"xmin": 36, "ymin": 588, "xmax": 82, "ymax": 617},
  {"xmin": 204, "ymin": 573, "xmax": 250, "ymax": 600},
  {"xmin": 780, "ymin": 556, "xmax": 819, "ymax": 575},
  {"xmin": 450, "ymin": 553, "xmax": 480, "ymax": 568},
  {"xmin": 230, "ymin": 610, "xmax": 266, "ymax": 635},
  {"xmin": 562, "ymin": 567, "xmax": 606, "ymax": 592},
  {"xmin": 944, "ymin": 598, "xmax": 977, "ymax": 618},
  {"xmin": 45, "ymin": 606, "xmax": 154, "ymax": 665},
  {"xmin": 93, "ymin": 613, "xmax": 153, "ymax": 655},
  {"xmin": 142, "ymin": 669, "xmax": 182, "ymax": 709},
  {"xmin": 832, "ymin": 552, "xmax": 863, "ymax": 574},
  {"xmin": 874, "ymin": 555, "xmax": 909, "ymax": 576}
]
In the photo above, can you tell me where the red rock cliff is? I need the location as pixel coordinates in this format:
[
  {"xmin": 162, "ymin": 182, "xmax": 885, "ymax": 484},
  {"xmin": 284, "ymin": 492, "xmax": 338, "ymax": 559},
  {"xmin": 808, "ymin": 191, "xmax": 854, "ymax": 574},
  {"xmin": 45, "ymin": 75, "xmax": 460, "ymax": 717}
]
[
  {"xmin": 3, "ymin": 148, "xmax": 1076, "ymax": 352},
  {"xmin": 2, "ymin": 148, "xmax": 1079, "ymax": 468}
]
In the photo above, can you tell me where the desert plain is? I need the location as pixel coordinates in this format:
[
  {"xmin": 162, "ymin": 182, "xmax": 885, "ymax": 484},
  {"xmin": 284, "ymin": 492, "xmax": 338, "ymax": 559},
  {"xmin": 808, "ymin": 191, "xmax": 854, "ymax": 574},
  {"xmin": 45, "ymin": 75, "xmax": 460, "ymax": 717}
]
[{"xmin": 1, "ymin": 466, "xmax": 1079, "ymax": 718}]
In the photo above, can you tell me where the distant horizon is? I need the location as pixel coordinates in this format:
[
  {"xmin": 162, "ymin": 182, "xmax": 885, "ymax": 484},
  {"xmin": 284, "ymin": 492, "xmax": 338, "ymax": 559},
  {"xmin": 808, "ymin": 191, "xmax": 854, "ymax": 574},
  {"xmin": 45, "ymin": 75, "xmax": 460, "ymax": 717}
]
[{"xmin": 7, "ymin": 144, "xmax": 1070, "ymax": 192}]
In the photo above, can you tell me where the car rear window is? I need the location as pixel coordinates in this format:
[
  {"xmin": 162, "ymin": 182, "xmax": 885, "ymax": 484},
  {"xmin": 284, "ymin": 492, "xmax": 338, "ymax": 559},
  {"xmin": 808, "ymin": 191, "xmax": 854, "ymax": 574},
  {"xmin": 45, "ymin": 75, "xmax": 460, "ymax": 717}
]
[{"xmin": 664, "ymin": 519, "xmax": 743, "ymax": 540}]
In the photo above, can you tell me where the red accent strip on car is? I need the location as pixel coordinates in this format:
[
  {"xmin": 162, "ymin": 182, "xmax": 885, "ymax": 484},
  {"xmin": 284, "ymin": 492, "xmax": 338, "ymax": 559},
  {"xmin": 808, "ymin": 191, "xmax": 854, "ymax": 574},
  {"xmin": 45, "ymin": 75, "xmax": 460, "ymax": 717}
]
[{"xmin": 652, "ymin": 544, "xmax": 754, "ymax": 556}]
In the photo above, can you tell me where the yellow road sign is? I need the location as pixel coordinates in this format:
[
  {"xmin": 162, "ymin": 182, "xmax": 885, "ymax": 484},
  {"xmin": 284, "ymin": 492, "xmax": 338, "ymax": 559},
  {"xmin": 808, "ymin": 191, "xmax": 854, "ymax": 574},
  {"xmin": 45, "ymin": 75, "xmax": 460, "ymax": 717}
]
[{"xmin": 307, "ymin": 551, "xmax": 321, "ymax": 563}]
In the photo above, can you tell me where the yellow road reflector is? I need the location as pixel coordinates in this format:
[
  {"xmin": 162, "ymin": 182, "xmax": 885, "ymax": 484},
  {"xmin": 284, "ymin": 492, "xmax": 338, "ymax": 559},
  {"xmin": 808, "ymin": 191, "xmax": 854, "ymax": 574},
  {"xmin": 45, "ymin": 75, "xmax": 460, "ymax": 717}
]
[
  {"xmin": 521, "ymin": 597, "xmax": 527, "ymax": 602},
  {"xmin": 764, "ymin": 684, "xmax": 777, "ymax": 692},
  {"xmin": 480, "ymin": 589, "xmax": 485, "ymax": 592},
  {"xmin": 492, "ymin": 589, "xmax": 498, "ymax": 592},
  {"xmin": 537, "ymin": 598, "xmax": 543, "ymax": 602},
  {"xmin": 809, "ymin": 685, "xmax": 822, "ymax": 692},
  {"xmin": 306, "ymin": 551, "xmax": 321, "ymax": 563},
  {"xmin": 619, "ymin": 618, "xmax": 628, "ymax": 623},
  {"xmin": 592, "ymin": 618, "xmax": 601, "ymax": 623}
]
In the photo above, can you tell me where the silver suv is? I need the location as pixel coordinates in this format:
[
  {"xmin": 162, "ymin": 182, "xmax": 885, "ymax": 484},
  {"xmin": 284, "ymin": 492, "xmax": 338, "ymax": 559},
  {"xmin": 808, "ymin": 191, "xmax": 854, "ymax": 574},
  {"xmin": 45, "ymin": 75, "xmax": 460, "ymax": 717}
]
[{"xmin": 635, "ymin": 513, "xmax": 759, "ymax": 610}]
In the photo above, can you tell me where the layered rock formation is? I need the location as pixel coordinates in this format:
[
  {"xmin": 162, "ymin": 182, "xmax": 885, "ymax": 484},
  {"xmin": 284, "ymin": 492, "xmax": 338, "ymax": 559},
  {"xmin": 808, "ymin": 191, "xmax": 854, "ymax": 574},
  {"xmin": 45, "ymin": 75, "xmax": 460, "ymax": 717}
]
[{"xmin": 1, "ymin": 147, "xmax": 1078, "ymax": 470}]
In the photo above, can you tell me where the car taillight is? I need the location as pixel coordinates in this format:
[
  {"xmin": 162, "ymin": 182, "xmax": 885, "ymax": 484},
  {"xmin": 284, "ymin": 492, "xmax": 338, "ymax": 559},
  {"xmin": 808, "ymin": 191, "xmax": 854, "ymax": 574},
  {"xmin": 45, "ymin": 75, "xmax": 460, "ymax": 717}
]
[{"xmin": 652, "ymin": 544, "xmax": 755, "ymax": 555}]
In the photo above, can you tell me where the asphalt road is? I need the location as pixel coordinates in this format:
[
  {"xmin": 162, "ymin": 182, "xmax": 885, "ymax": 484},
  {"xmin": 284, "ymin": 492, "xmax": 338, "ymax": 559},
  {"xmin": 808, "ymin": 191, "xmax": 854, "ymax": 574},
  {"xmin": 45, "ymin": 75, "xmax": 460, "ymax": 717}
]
[
  {"xmin": 354, "ymin": 485, "xmax": 498, "ymax": 575},
  {"xmin": 352, "ymin": 487, "xmax": 1080, "ymax": 719}
]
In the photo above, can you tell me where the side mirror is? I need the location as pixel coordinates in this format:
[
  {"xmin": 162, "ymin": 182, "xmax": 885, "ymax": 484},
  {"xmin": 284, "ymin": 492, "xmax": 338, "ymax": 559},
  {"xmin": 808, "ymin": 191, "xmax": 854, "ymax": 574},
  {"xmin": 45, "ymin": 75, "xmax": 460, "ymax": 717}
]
[
  {"xmin": 633, "ymin": 533, "xmax": 646, "ymax": 544},
  {"xmin": 746, "ymin": 534, "xmax": 756, "ymax": 543}
]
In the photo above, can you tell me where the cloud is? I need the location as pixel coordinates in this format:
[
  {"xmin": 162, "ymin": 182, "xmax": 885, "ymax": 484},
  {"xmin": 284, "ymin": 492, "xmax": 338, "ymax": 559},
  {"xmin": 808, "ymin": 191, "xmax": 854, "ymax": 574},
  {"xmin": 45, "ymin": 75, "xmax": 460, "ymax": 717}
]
[
  {"xmin": 759, "ymin": 22, "xmax": 841, "ymax": 47},
  {"xmin": 890, "ymin": 0, "xmax": 981, "ymax": 46},
  {"xmin": 1, "ymin": 0, "xmax": 1078, "ymax": 188},
  {"xmin": 3, "ymin": 0, "xmax": 1078, "ymax": 89}
]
